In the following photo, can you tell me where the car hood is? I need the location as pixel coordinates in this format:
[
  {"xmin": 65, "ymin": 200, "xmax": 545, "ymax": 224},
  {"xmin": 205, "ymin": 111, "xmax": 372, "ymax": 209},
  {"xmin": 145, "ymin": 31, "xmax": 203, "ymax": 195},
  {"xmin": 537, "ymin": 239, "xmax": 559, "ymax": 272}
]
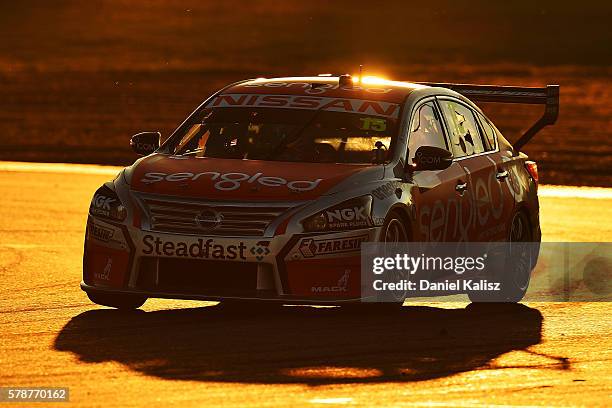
[{"xmin": 129, "ymin": 154, "xmax": 374, "ymax": 201}]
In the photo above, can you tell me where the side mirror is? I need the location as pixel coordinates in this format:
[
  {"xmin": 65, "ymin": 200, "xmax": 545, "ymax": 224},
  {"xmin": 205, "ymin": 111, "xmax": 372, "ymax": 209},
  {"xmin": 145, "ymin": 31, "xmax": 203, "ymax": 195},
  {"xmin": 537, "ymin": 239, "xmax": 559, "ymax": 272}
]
[
  {"xmin": 130, "ymin": 132, "xmax": 160, "ymax": 156},
  {"xmin": 371, "ymin": 141, "xmax": 388, "ymax": 164},
  {"xmin": 412, "ymin": 145, "xmax": 453, "ymax": 171}
]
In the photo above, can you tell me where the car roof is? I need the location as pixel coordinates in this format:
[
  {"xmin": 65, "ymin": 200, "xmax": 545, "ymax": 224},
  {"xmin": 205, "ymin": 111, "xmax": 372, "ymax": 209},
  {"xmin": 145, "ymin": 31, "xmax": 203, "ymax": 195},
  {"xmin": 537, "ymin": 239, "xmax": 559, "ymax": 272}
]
[{"xmin": 222, "ymin": 76, "xmax": 428, "ymax": 104}]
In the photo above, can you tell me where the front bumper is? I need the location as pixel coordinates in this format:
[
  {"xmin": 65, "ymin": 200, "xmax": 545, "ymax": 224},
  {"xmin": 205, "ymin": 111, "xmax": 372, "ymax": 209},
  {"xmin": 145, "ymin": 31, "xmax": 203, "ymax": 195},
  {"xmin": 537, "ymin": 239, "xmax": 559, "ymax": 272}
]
[{"xmin": 83, "ymin": 215, "xmax": 379, "ymax": 303}]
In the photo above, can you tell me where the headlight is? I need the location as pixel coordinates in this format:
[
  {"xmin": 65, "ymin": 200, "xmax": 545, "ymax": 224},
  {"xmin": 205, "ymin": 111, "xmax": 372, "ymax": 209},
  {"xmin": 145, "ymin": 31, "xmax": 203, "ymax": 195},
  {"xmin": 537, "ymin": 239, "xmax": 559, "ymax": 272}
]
[
  {"xmin": 302, "ymin": 196, "xmax": 373, "ymax": 232},
  {"xmin": 89, "ymin": 185, "xmax": 127, "ymax": 222}
]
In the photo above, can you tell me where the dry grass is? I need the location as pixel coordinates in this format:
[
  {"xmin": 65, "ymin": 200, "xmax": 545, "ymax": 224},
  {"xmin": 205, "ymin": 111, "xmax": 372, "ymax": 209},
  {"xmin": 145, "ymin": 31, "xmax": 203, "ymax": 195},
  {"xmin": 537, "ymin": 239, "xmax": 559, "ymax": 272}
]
[{"xmin": 0, "ymin": 1, "xmax": 610, "ymax": 186}]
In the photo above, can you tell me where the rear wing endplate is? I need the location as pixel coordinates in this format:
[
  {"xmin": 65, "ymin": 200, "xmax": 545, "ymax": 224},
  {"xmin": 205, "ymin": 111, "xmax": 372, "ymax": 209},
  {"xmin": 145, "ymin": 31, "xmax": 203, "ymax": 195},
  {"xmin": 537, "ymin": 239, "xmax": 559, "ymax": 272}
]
[{"xmin": 418, "ymin": 82, "xmax": 560, "ymax": 151}]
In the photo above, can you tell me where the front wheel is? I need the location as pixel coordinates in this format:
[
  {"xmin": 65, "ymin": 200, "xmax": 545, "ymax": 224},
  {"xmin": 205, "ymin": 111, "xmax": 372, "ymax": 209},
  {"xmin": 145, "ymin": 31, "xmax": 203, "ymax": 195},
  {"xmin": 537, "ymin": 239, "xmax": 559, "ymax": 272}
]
[
  {"xmin": 364, "ymin": 213, "xmax": 410, "ymax": 307},
  {"xmin": 87, "ymin": 291, "xmax": 147, "ymax": 310},
  {"xmin": 381, "ymin": 216, "xmax": 409, "ymax": 243}
]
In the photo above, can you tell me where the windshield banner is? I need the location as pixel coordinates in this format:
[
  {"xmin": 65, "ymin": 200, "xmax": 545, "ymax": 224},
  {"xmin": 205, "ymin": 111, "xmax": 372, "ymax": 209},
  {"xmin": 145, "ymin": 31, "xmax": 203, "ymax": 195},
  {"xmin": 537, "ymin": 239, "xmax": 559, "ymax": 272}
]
[{"xmin": 210, "ymin": 94, "xmax": 400, "ymax": 119}]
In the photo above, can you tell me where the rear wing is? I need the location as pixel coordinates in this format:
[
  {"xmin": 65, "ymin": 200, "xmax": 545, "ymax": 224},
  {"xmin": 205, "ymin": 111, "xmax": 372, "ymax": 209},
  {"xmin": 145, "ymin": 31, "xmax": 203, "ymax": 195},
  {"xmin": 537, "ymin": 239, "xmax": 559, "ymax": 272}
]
[{"xmin": 418, "ymin": 82, "xmax": 560, "ymax": 151}]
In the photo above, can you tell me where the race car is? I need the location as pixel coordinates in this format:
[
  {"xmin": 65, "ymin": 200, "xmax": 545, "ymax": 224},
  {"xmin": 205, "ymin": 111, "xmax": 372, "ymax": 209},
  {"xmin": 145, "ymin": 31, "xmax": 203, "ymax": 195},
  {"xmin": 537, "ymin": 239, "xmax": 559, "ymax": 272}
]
[{"xmin": 82, "ymin": 75, "xmax": 559, "ymax": 309}]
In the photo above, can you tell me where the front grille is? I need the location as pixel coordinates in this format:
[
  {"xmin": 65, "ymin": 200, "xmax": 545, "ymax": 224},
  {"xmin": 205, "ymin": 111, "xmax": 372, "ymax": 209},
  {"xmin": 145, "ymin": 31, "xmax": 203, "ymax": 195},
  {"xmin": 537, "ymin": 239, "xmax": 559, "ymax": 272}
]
[
  {"xmin": 137, "ymin": 257, "xmax": 258, "ymax": 295},
  {"xmin": 137, "ymin": 195, "xmax": 297, "ymax": 236}
]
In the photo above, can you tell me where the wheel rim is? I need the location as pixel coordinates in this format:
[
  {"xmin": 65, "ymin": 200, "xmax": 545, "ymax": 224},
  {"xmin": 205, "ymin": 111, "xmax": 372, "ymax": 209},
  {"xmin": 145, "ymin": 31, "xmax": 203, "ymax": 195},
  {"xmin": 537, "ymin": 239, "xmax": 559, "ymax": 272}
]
[
  {"xmin": 382, "ymin": 218, "xmax": 408, "ymax": 302},
  {"xmin": 509, "ymin": 212, "xmax": 532, "ymax": 291},
  {"xmin": 510, "ymin": 212, "xmax": 528, "ymax": 242},
  {"xmin": 384, "ymin": 219, "xmax": 407, "ymax": 243}
]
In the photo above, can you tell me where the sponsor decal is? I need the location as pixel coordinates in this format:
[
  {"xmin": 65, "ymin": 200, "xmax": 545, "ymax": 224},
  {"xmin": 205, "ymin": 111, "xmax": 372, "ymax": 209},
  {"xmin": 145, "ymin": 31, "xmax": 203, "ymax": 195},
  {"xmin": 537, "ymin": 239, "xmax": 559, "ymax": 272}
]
[
  {"xmin": 134, "ymin": 142, "xmax": 157, "ymax": 152},
  {"xmin": 418, "ymin": 169, "xmax": 506, "ymax": 242},
  {"xmin": 372, "ymin": 216, "xmax": 386, "ymax": 226},
  {"xmin": 250, "ymin": 241, "xmax": 271, "ymax": 262},
  {"xmin": 325, "ymin": 206, "xmax": 369, "ymax": 229},
  {"xmin": 311, "ymin": 269, "xmax": 351, "ymax": 293},
  {"xmin": 210, "ymin": 94, "xmax": 399, "ymax": 119},
  {"xmin": 242, "ymin": 81, "xmax": 393, "ymax": 95},
  {"xmin": 140, "ymin": 171, "xmax": 323, "ymax": 192},
  {"xmin": 88, "ymin": 223, "xmax": 114, "ymax": 242},
  {"xmin": 302, "ymin": 196, "xmax": 373, "ymax": 232},
  {"xmin": 299, "ymin": 234, "xmax": 368, "ymax": 258},
  {"xmin": 94, "ymin": 257, "xmax": 112, "ymax": 281},
  {"xmin": 91, "ymin": 194, "xmax": 116, "ymax": 217},
  {"xmin": 416, "ymin": 150, "xmax": 442, "ymax": 165},
  {"xmin": 372, "ymin": 181, "xmax": 403, "ymax": 200},
  {"xmin": 142, "ymin": 235, "xmax": 247, "ymax": 260}
]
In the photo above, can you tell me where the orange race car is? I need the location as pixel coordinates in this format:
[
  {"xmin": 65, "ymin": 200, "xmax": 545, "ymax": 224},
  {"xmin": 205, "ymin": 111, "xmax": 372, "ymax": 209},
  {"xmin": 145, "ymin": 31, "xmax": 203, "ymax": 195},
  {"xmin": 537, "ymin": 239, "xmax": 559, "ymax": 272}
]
[{"xmin": 82, "ymin": 75, "xmax": 558, "ymax": 309}]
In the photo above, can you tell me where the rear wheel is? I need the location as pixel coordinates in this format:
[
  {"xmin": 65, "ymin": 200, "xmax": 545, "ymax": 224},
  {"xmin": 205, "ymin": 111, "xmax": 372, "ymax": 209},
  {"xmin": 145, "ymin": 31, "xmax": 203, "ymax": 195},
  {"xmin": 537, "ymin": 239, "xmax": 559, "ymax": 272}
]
[
  {"xmin": 87, "ymin": 291, "xmax": 147, "ymax": 310},
  {"xmin": 507, "ymin": 211, "xmax": 533, "ymax": 299},
  {"xmin": 468, "ymin": 211, "xmax": 533, "ymax": 303}
]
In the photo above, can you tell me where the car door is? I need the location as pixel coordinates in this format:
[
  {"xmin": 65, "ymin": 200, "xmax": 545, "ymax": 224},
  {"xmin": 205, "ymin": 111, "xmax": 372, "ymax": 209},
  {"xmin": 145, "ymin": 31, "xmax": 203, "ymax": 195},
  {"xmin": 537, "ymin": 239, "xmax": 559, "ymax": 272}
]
[
  {"xmin": 407, "ymin": 99, "xmax": 472, "ymax": 243},
  {"xmin": 474, "ymin": 111, "xmax": 518, "ymax": 239},
  {"xmin": 438, "ymin": 98, "xmax": 515, "ymax": 241}
]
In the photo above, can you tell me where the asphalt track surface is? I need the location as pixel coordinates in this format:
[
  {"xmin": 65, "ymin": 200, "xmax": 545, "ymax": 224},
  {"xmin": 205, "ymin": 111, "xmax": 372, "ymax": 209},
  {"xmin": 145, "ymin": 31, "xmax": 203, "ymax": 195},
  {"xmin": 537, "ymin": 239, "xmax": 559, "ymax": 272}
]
[{"xmin": 0, "ymin": 162, "xmax": 610, "ymax": 407}]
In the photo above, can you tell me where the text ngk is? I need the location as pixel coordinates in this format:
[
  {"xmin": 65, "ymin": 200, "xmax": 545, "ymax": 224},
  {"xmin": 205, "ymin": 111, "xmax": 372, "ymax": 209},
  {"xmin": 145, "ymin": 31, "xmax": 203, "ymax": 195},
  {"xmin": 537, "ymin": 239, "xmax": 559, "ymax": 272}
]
[
  {"xmin": 93, "ymin": 195, "xmax": 116, "ymax": 210},
  {"xmin": 326, "ymin": 206, "xmax": 366, "ymax": 222}
]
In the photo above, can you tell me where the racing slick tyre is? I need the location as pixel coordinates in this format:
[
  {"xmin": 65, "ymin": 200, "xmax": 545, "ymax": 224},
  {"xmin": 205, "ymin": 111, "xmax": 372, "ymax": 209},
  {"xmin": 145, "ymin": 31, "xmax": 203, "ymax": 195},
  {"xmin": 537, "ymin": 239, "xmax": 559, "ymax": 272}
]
[
  {"xmin": 345, "ymin": 213, "xmax": 409, "ymax": 311},
  {"xmin": 87, "ymin": 291, "xmax": 147, "ymax": 310},
  {"xmin": 468, "ymin": 211, "xmax": 534, "ymax": 303}
]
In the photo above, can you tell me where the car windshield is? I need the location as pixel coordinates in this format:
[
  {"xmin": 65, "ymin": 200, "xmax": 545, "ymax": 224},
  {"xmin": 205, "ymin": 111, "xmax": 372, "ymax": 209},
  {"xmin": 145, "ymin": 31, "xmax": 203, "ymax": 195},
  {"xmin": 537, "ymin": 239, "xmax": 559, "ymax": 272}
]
[{"xmin": 168, "ymin": 107, "xmax": 398, "ymax": 164}]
